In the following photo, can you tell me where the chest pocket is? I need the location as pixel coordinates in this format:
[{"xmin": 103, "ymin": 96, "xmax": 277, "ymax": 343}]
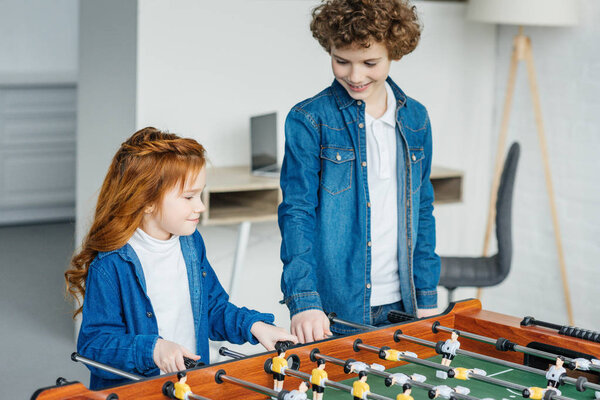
[
  {"xmin": 320, "ymin": 147, "xmax": 355, "ymax": 195},
  {"xmin": 409, "ymin": 147, "xmax": 424, "ymax": 194}
]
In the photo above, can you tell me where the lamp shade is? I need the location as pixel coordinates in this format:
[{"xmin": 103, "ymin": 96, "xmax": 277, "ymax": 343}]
[{"xmin": 467, "ymin": 0, "xmax": 579, "ymax": 27}]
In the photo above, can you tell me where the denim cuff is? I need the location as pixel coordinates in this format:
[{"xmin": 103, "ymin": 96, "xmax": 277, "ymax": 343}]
[
  {"xmin": 244, "ymin": 312, "xmax": 276, "ymax": 345},
  {"xmin": 285, "ymin": 292, "xmax": 323, "ymax": 317},
  {"xmin": 415, "ymin": 289, "xmax": 438, "ymax": 309},
  {"xmin": 134, "ymin": 334, "xmax": 160, "ymax": 372}
]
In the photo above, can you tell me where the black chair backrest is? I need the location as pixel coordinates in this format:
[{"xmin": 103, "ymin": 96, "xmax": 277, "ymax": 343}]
[{"xmin": 496, "ymin": 142, "xmax": 520, "ymax": 277}]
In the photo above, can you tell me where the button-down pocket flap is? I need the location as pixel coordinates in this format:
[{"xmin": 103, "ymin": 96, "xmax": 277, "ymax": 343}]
[
  {"xmin": 409, "ymin": 148, "xmax": 424, "ymax": 163},
  {"xmin": 320, "ymin": 147, "xmax": 355, "ymax": 164}
]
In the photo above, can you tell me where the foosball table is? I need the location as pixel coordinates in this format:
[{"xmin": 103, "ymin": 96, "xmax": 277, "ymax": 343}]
[{"xmin": 32, "ymin": 300, "xmax": 600, "ymax": 400}]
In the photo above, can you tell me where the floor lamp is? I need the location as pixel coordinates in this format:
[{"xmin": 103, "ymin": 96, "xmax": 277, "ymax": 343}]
[{"xmin": 467, "ymin": 0, "xmax": 579, "ymax": 324}]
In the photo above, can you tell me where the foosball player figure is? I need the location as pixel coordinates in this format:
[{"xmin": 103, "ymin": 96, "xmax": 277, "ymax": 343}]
[
  {"xmin": 382, "ymin": 348, "xmax": 419, "ymax": 362},
  {"xmin": 310, "ymin": 359, "xmax": 328, "ymax": 400},
  {"xmin": 271, "ymin": 346, "xmax": 289, "ymax": 392},
  {"xmin": 174, "ymin": 372, "xmax": 192, "ymax": 400},
  {"xmin": 436, "ymin": 331, "xmax": 460, "ymax": 379},
  {"xmin": 451, "ymin": 367, "xmax": 487, "ymax": 381},
  {"xmin": 396, "ymin": 383, "xmax": 414, "ymax": 400},
  {"xmin": 428, "ymin": 385, "xmax": 470, "ymax": 399},
  {"xmin": 545, "ymin": 356, "xmax": 567, "ymax": 396},
  {"xmin": 284, "ymin": 381, "xmax": 309, "ymax": 400},
  {"xmin": 572, "ymin": 356, "xmax": 600, "ymax": 371},
  {"xmin": 352, "ymin": 371, "xmax": 370, "ymax": 400}
]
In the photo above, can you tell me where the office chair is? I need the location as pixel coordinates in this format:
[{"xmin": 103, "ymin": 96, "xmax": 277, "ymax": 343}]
[{"xmin": 439, "ymin": 142, "xmax": 520, "ymax": 302}]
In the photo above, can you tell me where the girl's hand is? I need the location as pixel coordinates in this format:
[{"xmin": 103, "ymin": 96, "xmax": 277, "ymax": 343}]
[
  {"xmin": 152, "ymin": 338, "xmax": 200, "ymax": 373},
  {"xmin": 250, "ymin": 321, "xmax": 298, "ymax": 351},
  {"xmin": 416, "ymin": 307, "xmax": 439, "ymax": 319},
  {"xmin": 290, "ymin": 309, "xmax": 332, "ymax": 344}
]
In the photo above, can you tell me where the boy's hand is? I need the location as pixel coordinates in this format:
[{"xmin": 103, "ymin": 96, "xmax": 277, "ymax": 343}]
[
  {"xmin": 250, "ymin": 321, "xmax": 298, "ymax": 351},
  {"xmin": 416, "ymin": 308, "xmax": 438, "ymax": 318},
  {"xmin": 290, "ymin": 309, "xmax": 332, "ymax": 344},
  {"xmin": 153, "ymin": 338, "xmax": 200, "ymax": 373}
]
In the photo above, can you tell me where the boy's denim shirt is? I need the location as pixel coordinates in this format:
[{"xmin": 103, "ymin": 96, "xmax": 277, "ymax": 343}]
[
  {"xmin": 77, "ymin": 230, "xmax": 274, "ymax": 390},
  {"xmin": 278, "ymin": 77, "xmax": 440, "ymax": 334}
]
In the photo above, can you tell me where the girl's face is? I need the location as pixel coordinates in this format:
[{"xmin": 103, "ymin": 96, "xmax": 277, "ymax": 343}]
[
  {"xmin": 331, "ymin": 41, "xmax": 392, "ymax": 105},
  {"xmin": 141, "ymin": 167, "xmax": 207, "ymax": 240}
]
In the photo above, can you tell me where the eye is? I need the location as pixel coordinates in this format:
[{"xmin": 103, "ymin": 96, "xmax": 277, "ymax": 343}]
[
  {"xmin": 335, "ymin": 58, "xmax": 348, "ymax": 65},
  {"xmin": 365, "ymin": 62, "xmax": 377, "ymax": 67}
]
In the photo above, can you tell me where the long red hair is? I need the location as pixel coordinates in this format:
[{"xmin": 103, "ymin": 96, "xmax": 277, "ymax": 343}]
[{"xmin": 65, "ymin": 127, "xmax": 206, "ymax": 317}]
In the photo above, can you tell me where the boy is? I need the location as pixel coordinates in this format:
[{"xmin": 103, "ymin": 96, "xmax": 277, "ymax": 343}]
[{"xmin": 279, "ymin": 0, "xmax": 440, "ymax": 342}]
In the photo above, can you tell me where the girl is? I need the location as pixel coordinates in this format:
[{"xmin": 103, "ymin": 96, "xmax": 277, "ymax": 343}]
[
  {"xmin": 65, "ymin": 127, "xmax": 296, "ymax": 389},
  {"xmin": 278, "ymin": 0, "xmax": 441, "ymax": 343}
]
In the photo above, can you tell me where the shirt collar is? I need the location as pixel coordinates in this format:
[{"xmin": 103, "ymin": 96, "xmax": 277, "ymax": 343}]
[{"xmin": 365, "ymin": 82, "xmax": 397, "ymax": 127}]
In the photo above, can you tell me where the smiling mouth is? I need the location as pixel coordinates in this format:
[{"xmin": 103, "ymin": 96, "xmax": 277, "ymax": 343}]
[{"xmin": 345, "ymin": 81, "xmax": 372, "ymax": 91}]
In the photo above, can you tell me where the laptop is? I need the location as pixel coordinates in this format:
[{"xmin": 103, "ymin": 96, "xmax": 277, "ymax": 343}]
[{"xmin": 250, "ymin": 112, "xmax": 281, "ymax": 177}]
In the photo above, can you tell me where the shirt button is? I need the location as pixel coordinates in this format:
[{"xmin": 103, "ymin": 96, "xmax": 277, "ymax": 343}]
[
  {"xmin": 202, "ymin": 271, "xmax": 207, "ymax": 277},
  {"xmin": 357, "ymin": 101, "xmax": 362, "ymax": 106},
  {"xmin": 367, "ymin": 241, "xmax": 372, "ymax": 247},
  {"xmin": 358, "ymin": 123, "xmax": 364, "ymax": 129},
  {"xmin": 367, "ymin": 202, "xmax": 371, "ymax": 208},
  {"xmin": 366, "ymin": 283, "xmax": 371, "ymax": 289},
  {"xmin": 361, "ymin": 161, "xmax": 367, "ymax": 167},
  {"xmin": 146, "ymin": 312, "xmax": 153, "ymax": 318},
  {"xmin": 336, "ymin": 153, "xmax": 342, "ymax": 161},
  {"xmin": 412, "ymin": 154, "xmax": 417, "ymax": 161}
]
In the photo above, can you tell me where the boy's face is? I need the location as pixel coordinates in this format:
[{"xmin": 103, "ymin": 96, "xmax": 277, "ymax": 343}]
[
  {"xmin": 331, "ymin": 41, "xmax": 392, "ymax": 105},
  {"xmin": 141, "ymin": 167, "xmax": 207, "ymax": 240}
]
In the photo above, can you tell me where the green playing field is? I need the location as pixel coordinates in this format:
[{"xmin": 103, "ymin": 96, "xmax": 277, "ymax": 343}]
[{"xmin": 300, "ymin": 354, "xmax": 591, "ymax": 400}]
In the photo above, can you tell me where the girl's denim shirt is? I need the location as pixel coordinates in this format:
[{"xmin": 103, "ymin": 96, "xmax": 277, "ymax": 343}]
[
  {"xmin": 278, "ymin": 77, "xmax": 440, "ymax": 334},
  {"xmin": 77, "ymin": 230, "xmax": 274, "ymax": 390}
]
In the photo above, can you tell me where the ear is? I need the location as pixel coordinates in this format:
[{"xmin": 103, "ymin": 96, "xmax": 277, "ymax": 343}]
[{"xmin": 144, "ymin": 204, "xmax": 155, "ymax": 214}]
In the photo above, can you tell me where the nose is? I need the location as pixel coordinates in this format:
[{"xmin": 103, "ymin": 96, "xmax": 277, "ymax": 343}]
[
  {"xmin": 349, "ymin": 65, "xmax": 363, "ymax": 84},
  {"xmin": 194, "ymin": 197, "xmax": 207, "ymax": 214}
]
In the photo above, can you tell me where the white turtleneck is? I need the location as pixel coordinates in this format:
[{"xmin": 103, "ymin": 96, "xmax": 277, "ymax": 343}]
[{"xmin": 128, "ymin": 228, "xmax": 196, "ymax": 356}]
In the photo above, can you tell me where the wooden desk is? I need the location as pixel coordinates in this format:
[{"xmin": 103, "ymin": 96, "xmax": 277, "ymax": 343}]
[
  {"xmin": 430, "ymin": 165, "xmax": 463, "ymax": 204},
  {"xmin": 203, "ymin": 165, "xmax": 462, "ymax": 300},
  {"xmin": 203, "ymin": 166, "xmax": 463, "ymax": 226}
]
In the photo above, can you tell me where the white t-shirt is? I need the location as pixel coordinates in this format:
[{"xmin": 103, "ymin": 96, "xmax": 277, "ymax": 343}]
[
  {"xmin": 366, "ymin": 82, "xmax": 401, "ymax": 307},
  {"xmin": 128, "ymin": 228, "xmax": 196, "ymax": 360}
]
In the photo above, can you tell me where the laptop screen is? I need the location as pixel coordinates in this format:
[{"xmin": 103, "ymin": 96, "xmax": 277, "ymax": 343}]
[{"xmin": 250, "ymin": 112, "xmax": 278, "ymax": 172}]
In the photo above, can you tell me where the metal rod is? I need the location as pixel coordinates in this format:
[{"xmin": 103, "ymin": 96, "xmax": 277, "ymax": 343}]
[
  {"xmin": 71, "ymin": 352, "xmax": 142, "ymax": 381},
  {"xmin": 283, "ymin": 364, "xmax": 393, "ymax": 400},
  {"xmin": 396, "ymin": 332, "xmax": 600, "ymax": 392},
  {"xmin": 354, "ymin": 342, "xmax": 454, "ymax": 373},
  {"xmin": 434, "ymin": 323, "xmax": 600, "ymax": 374},
  {"xmin": 218, "ymin": 346, "xmax": 246, "ymax": 360},
  {"xmin": 356, "ymin": 340, "xmax": 576, "ymax": 400},
  {"xmin": 328, "ymin": 314, "xmax": 376, "ymax": 331},
  {"xmin": 218, "ymin": 373, "xmax": 282, "ymax": 398},
  {"xmin": 328, "ymin": 318, "xmax": 600, "ymax": 393},
  {"xmin": 311, "ymin": 352, "xmax": 481, "ymax": 400}
]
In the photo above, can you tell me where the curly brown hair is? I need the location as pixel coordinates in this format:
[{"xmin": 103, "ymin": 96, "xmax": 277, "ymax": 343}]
[{"xmin": 310, "ymin": 0, "xmax": 421, "ymax": 60}]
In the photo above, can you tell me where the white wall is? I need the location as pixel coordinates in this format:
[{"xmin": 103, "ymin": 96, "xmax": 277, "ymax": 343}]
[
  {"xmin": 477, "ymin": 0, "xmax": 600, "ymax": 328},
  {"xmin": 0, "ymin": 0, "xmax": 78, "ymax": 76},
  {"xmin": 76, "ymin": 0, "xmax": 138, "ymax": 242},
  {"xmin": 0, "ymin": 0, "xmax": 78, "ymax": 226}
]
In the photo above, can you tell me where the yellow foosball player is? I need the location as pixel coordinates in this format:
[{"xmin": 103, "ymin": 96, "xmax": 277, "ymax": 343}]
[
  {"xmin": 351, "ymin": 371, "xmax": 370, "ymax": 400},
  {"xmin": 310, "ymin": 359, "xmax": 328, "ymax": 400},
  {"xmin": 173, "ymin": 372, "xmax": 192, "ymax": 400},
  {"xmin": 396, "ymin": 383, "xmax": 414, "ymax": 400},
  {"xmin": 382, "ymin": 348, "xmax": 418, "ymax": 362},
  {"xmin": 271, "ymin": 346, "xmax": 289, "ymax": 392}
]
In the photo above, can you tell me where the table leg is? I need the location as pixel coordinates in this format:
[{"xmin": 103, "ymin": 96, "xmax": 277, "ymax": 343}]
[{"xmin": 229, "ymin": 221, "xmax": 251, "ymax": 302}]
